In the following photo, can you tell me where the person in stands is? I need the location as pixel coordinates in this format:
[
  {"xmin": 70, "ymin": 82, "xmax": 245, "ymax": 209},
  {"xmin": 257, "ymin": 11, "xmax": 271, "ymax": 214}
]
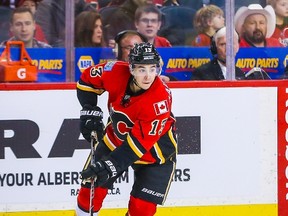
[
  {"xmin": 234, "ymin": 3, "xmax": 283, "ymax": 47},
  {"xmin": 191, "ymin": 4, "xmax": 225, "ymax": 47},
  {"xmin": 0, "ymin": 7, "xmax": 51, "ymax": 48},
  {"xmin": 134, "ymin": 4, "xmax": 172, "ymax": 47},
  {"xmin": 15, "ymin": 0, "xmax": 48, "ymax": 43},
  {"xmin": 191, "ymin": 27, "xmax": 246, "ymax": 80},
  {"xmin": 105, "ymin": 0, "xmax": 153, "ymax": 48},
  {"xmin": 114, "ymin": 30, "xmax": 147, "ymax": 61},
  {"xmin": 75, "ymin": 11, "xmax": 106, "ymax": 47},
  {"xmin": 266, "ymin": 0, "xmax": 288, "ymax": 46}
]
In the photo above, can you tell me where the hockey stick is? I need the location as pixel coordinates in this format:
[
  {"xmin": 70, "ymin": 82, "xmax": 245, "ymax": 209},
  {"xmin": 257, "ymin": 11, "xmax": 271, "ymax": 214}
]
[{"xmin": 89, "ymin": 131, "xmax": 98, "ymax": 216}]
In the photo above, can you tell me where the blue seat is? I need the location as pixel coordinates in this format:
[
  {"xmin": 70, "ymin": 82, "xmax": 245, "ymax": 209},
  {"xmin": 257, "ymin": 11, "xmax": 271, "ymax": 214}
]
[
  {"xmin": 0, "ymin": 6, "xmax": 12, "ymax": 42},
  {"xmin": 209, "ymin": 0, "xmax": 266, "ymax": 9},
  {"xmin": 179, "ymin": 0, "xmax": 204, "ymax": 10},
  {"xmin": 159, "ymin": 6, "xmax": 197, "ymax": 46},
  {"xmin": 99, "ymin": 5, "xmax": 119, "ymax": 44},
  {"xmin": 99, "ymin": 5, "xmax": 119, "ymax": 26}
]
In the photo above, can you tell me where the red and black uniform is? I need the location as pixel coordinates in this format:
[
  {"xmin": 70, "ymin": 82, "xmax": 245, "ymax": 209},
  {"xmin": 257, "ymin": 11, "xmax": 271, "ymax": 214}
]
[{"xmin": 76, "ymin": 61, "xmax": 177, "ymax": 215}]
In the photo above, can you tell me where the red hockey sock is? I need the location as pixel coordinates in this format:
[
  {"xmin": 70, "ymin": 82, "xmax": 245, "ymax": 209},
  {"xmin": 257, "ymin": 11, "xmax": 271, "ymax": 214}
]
[
  {"xmin": 77, "ymin": 186, "xmax": 108, "ymax": 212},
  {"xmin": 127, "ymin": 195, "xmax": 157, "ymax": 216}
]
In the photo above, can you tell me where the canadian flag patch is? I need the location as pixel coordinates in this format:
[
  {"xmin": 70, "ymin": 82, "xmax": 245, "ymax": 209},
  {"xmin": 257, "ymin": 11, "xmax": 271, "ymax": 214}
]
[{"xmin": 154, "ymin": 100, "xmax": 169, "ymax": 115}]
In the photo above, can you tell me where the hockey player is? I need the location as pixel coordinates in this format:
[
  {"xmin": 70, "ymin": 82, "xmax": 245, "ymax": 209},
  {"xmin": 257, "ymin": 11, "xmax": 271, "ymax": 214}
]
[{"xmin": 76, "ymin": 42, "xmax": 177, "ymax": 216}]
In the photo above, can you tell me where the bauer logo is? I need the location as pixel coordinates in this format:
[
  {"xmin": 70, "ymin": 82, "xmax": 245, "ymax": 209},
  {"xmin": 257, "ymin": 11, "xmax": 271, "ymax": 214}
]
[{"xmin": 77, "ymin": 55, "xmax": 94, "ymax": 73}]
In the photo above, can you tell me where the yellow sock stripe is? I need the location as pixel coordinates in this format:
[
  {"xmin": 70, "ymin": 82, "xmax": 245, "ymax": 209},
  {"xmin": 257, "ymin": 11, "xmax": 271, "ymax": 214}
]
[
  {"xmin": 103, "ymin": 134, "xmax": 151, "ymax": 165},
  {"xmin": 153, "ymin": 143, "xmax": 165, "ymax": 164},
  {"xmin": 127, "ymin": 134, "xmax": 144, "ymax": 158},
  {"xmin": 103, "ymin": 134, "xmax": 117, "ymax": 151},
  {"xmin": 76, "ymin": 82, "xmax": 104, "ymax": 94},
  {"xmin": 168, "ymin": 128, "xmax": 178, "ymax": 154}
]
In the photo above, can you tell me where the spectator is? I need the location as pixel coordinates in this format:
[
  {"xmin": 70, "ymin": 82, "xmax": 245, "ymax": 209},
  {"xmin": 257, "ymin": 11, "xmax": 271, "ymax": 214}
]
[
  {"xmin": 114, "ymin": 30, "xmax": 147, "ymax": 61},
  {"xmin": 35, "ymin": 0, "xmax": 95, "ymax": 47},
  {"xmin": 266, "ymin": 0, "xmax": 288, "ymax": 46},
  {"xmin": 133, "ymin": 5, "xmax": 175, "ymax": 80},
  {"xmin": 75, "ymin": 11, "xmax": 106, "ymax": 47},
  {"xmin": 234, "ymin": 4, "xmax": 284, "ymax": 47},
  {"xmin": 105, "ymin": 0, "xmax": 153, "ymax": 47},
  {"xmin": 191, "ymin": 4, "xmax": 225, "ymax": 47},
  {"xmin": 135, "ymin": 5, "xmax": 171, "ymax": 47},
  {"xmin": 0, "ymin": 7, "xmax": 51, "ymax": 48},
  {"xmin": 14, "ymin": 0, "xmax": 47, "ymax": 43},
  {"xmin": 191, "ymin": 27, "xmax": 246, "ymax": 80}
]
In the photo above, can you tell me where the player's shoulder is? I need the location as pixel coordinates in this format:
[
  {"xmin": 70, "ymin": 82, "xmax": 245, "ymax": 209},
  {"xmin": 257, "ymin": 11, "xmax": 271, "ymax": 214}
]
[
  {"xmin": 84, "ymin": 60, "xmax": 129, "ymax": 77},
  {"xmin": 86, "ymin": 60, "xmax": 128, "ymax": 72},
  {"xmin": 148, "ymin": 77, "xmax": 172, "ymax": 102},
  {"xmin": 102, "ymin": 61, "xmax": 129, "ymax": 72},
  {"xmin": 155, "ymin": 76, "xmax": 171, "ymax": 91}
]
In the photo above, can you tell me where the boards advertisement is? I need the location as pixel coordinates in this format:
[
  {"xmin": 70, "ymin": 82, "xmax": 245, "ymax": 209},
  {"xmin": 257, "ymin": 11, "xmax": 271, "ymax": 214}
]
[{"xmin": 0, "ymin": 82, "xmax": 281, "ymax": 215}]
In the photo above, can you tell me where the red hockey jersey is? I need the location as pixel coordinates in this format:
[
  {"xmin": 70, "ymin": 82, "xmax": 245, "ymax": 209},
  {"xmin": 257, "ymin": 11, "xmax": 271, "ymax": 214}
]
[{"xmin": 77, "ymin": 61, "xmax": 177, "ymax": 164}]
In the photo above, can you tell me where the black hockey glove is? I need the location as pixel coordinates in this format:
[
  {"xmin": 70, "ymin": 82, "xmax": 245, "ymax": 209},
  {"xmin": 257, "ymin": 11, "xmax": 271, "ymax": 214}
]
[
  {"xmin": 80, "ymin": 104, "xmax": 104, "ymax": 142},
  {"xmin": 81, "ymin": 157, "xmax": 120, "ymax": 186}
]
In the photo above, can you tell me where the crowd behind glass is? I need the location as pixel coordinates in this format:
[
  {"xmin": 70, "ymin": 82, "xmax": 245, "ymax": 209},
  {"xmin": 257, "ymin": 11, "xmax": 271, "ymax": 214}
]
[{"xmin": 0, "ymin": 0, "xmax": 287, "ymax": 81}]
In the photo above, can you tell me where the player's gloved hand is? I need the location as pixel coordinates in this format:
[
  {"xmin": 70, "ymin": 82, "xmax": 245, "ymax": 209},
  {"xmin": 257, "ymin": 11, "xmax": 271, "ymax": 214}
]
[
  {"xmin": 80, "ymin": 104, "xmax": 104, "ymax": 142},
  {"xmin": 81, "ymin": 157, "xmax": 120, "ymax": 186}
]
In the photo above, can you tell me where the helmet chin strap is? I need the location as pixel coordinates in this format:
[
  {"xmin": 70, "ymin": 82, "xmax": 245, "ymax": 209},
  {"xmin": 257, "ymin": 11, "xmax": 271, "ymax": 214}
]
[
  {"xmin": 130, "ymin": 67, "xmax": 144, "ymax": 91},
  {"xmin": 132, "ymin": 77, "xmax": 144, "ymax": 91}
]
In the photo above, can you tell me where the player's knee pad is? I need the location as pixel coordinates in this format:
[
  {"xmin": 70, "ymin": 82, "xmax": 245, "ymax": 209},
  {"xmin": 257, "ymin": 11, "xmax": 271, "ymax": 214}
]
[
  {"xmin": 128, "ymin": 195, "xmax": 157, "ymax": 216},
  {"xmin": 77, "ymin": 186, "xmax": 108, "ymax": 213}
]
